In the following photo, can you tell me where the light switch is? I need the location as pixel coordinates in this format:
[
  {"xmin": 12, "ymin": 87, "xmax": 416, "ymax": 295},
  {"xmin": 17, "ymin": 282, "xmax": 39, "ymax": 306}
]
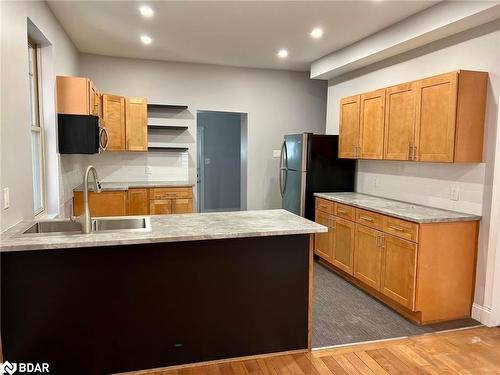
[
  {"xmin": 272, "ymin": 150, "xmax": 281, "ymax": 158},
  {"xmin": 450, "ymin": 185, "xmax": 460, "ymax": 201},
  {"xmin": 145, "ymin": 166, "xmax": 152, "ymax": 175},
  {"xmin": 3, "ymin": 187, "xmax": 10, "ymax": 209}
]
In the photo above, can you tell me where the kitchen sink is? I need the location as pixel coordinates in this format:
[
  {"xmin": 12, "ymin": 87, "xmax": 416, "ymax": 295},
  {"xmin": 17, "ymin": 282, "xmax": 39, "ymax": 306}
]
[
  {"xmin": 23, "ymin": 220, "xmax": 83, "ymax": 234},
  {"xmin": 21, "ymin": 217, "xmax": 151, "ymax": 235},
  {"xmin": 93, "ymin": 217, "xmax": 151, "ymax": 232}
]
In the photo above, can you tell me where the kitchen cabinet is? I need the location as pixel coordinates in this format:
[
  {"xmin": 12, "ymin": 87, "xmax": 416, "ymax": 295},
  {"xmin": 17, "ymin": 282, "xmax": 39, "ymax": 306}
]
[
  {"xmin": 314, "ymin": 196, "xmax": 479, "ymax": 324},
  {"xmin": 338, "ymin": 95, "xmax": 360, "ymax": 158},
  {"xmin": 353, "ymin": 224, "xmax": 383, "ymax": 290},
  {"xmin": 314, "ymin": 211, "xmax": 332, "ymax": 261},
  {"xmin": 126, "ymin": 97, "xmax": 148, "ymax": 151},
  {"xmin": 74, "ymin": 186, "xmax": 193, "ymax": 217},
  {"xmin": 381, "ymin": 234, "xmax": 417, "ymax": 310},
  {"xmin": 102, "ymin": 94, "xmax": 126, "ymax": 151},
  {"xmin": 359, "ymin": 89, "xmax": 385, "ymax": 159},
  {"xmin": 150, "ymin": 199, "xmax": 172, "ymax": 215},
  {"xmin": 331, "ymin": 217, "xmax": 355, "ymax": 275},
  {"xmin": 127, "ymin": 188, "xmax": 149, "ymax": 215},
  {"xmin": 56, "ymin": 76, "xmax": 101, "ymax": 118},
  {"xmin": 384, "ymin": 82, "xmax": 417, "ymax": 160},
  {"xmin": 73, "ymin": 191, "xmax": 127, "ymax": 217},
  {"xmin": 338, "ymin": 70, "xmax": 487, "ymax": 163}
]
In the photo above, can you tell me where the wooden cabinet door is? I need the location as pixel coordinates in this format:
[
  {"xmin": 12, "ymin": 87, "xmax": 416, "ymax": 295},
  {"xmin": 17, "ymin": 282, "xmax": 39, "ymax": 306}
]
[
  {"xmin": 127, "ymin": 188, "xmax": 149, "ymax": 215},
  {"xmin": 332, "ymin": 217, "xmax": 355, "ymax": 275},
  {"xmin": 125, "ymin": 97, "xmax": 148, "ymax": 151},
  {"xmin": 415, "ymin": 72, "xmax": 458, "ymax": 162},
  {"xmin": 314, "ymin": 211, "xmax": 333, "ymax": 261},
  {"xmin": 339, "ymin": 95, "xmax": 360, "ymax": 159},
  {"xmin": 88, "ymin": 80, "xmax": 99, "ymax": 116},
  {"xmin": 173, "ymin": 198, "xmax": 193, "ymax": 214},
  {"xmin": 384, "ymin": 82, "xmax": 417, "ymax": 160},
  {"xmin": 359, "ymin": 89, "xmax": 385, "ymax": 159},
  {"xmin": 56, "ymin": 76, "xmax": 90, "ymax": 115},
  {"xmin": 102, "ymin": 94, "xmax": 126, "ymax": 151},
  {"xmin": 381, "ymin": 234, "xmax": 417, "ymax": 310},
  {"xmin": 73, "ymin": 191, "xmax": 127, "ymax": 217},
  {"xmin": 354, "ymin": 224, "xmax": 383, "ymax": 290},
  {"xmin": 150, "ymin": 200, "xmax": 172, "ymax": 215}
]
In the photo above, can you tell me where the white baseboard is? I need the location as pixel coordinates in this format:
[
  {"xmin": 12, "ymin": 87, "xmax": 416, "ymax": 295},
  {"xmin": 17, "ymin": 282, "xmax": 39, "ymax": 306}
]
[{"xmin": 472, "ymin": 303, "xmax": 498, "ymax": 327}]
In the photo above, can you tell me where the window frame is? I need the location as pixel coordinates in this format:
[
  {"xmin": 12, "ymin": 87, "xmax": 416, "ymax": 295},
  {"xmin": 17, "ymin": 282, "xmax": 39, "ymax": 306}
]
[{"xmin": 28, "ymin": 38, "xmax": 47, "ymax": 217}]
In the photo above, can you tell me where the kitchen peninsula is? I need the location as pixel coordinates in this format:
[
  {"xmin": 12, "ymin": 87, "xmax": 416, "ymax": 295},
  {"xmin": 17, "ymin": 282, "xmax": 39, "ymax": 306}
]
[{"xmin": 0, "ymin": 210, "xmax": 326, "ymax": 374}]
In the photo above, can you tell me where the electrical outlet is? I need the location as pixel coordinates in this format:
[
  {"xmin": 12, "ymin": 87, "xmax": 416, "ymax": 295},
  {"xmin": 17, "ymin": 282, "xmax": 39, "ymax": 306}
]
[
  {"xmin": 372, "ymin": 176, "xmax": 379, "ymax": 188},
  {"xmin": 272, "ymin": 150, "xmax": 281, "ymax": 158},
  {"xmin": 3, "ymin": 187, "xmax": 10, "ymax": 209},
  {"xmin": 450, "ymin": 185, "xmax": 460, "ymax": 201},
  {"xmin": 145, "ymin": 166, "xmax": 152, "ymax": 175}
]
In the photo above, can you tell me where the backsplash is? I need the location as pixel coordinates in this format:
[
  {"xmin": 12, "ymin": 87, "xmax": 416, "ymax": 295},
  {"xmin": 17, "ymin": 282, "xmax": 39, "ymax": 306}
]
[{"xmin": 356, "ymin": 160, "xmax": 486, "ymax": 215}]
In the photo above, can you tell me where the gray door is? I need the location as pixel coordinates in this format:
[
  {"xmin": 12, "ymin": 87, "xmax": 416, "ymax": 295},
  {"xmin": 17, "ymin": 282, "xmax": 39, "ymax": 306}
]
[{"xmin": 285, "ymin": 134, "xmax": 305, "ymax": 171}]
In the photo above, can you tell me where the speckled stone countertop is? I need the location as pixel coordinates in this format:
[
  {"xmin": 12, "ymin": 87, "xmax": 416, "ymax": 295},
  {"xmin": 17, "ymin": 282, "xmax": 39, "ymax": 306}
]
[
  {"xmin": 314, "ymin": 192, "xmax": 481, "ymax": 223},
  {"xmin": 0, "ymin": 209, "xmax": 327, "ymax": 253},
  {"xmin": 74, "ymin": 180, "xmax": 194, "ymax": 191}
]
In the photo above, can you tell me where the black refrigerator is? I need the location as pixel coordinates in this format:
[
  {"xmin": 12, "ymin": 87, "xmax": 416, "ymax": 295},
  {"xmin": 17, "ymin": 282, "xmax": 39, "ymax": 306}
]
[{"xmin": 280, "ymin": 133, "xmax": 355, "ymax": 220}]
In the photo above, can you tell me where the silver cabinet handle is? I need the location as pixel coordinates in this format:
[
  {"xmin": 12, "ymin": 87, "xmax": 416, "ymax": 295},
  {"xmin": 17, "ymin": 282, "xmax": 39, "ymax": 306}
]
[
  {"xmin": 389, "ymin": 225, "xmax": 405, "ymax": 232},
  {"xmin": 408, "ymin": 144, "xmax": 413, "ymax": 160},
  {"xmin": 360, "ymin": 215, "xmax": 374, "ymax": 222}
]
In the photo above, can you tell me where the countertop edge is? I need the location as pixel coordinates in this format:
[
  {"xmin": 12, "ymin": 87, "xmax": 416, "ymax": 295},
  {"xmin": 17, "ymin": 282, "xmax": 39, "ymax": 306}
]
[
  {"xmin": 314, "ymin": 193, "xmax": 481, "ymax": 224},
  {"xmin": 0, "ymin": 227, "xmax": 327, "ymax": 253}
]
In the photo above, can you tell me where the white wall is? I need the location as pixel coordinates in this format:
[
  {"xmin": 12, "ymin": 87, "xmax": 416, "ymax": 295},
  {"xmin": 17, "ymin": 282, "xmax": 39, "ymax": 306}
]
[
  {"xmin": 79, "ymin": 54, "xmax": 327, "ymax": 211},
  {"xmin": 0, "ymin": 1, "xmax": 83, "ymax": 230},
  {"xmin": 325, "ymin": 21, "xmax": 500, "ymax": 325}
]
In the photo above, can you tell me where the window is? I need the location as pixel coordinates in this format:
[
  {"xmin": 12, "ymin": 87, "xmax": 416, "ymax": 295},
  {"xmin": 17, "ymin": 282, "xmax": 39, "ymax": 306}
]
[{"xmin": 28, "ymin": 39, "xmax": 45, "ymax": 216}]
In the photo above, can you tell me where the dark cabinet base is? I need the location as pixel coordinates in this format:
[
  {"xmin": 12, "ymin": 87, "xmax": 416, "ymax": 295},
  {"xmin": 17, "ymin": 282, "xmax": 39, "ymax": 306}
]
[{"xmin": 1, "ymin": 235, "xmax": 311, "ymax": 374}]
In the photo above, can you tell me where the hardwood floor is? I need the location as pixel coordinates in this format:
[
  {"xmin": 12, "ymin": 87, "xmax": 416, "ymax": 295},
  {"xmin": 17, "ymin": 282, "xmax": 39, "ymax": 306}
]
[{"xmin": 127, "ymin": 327, "xmax": 500, "ymax": 374}]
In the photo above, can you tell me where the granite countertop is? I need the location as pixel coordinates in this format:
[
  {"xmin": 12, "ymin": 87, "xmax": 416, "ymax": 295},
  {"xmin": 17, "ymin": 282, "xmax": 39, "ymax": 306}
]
[
  {"xmin": 314, "ymin": 192, "xmax": 481, "ymax": 223},
  {"xmin": 74, "ymin": 180, "xmax": 195, "ymax": 192},
  {"xmin": 0, "ymin": 209, "xmax": 327, "ymax": 253}
]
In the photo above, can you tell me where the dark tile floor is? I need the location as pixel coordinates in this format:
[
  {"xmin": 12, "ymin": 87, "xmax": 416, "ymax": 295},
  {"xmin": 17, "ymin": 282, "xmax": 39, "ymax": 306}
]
[{"xmin": 313, "ymin": 260, "xmax": 480, "ymax": 348}]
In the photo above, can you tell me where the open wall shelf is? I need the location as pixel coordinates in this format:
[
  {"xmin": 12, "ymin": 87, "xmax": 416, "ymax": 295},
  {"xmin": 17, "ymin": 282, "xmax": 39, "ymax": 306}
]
[
  {"xmin": 148, "ymin": 125, "xmax": 189, "ymax": 130},
  {"xmin": 148, "ymin": 142, "xmax": 189, "ymax": 152},
  {"xmin": 147, "ymin": 104, "xmax": 188, "ymax": 110}
]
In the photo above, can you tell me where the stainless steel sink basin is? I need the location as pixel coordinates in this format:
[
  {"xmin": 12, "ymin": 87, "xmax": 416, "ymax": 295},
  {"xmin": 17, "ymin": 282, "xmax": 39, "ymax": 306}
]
[
  {"xmin": 21, "ymin": 217, "xmax": 151, "ymax": 235},
  {"xmin": 93, "ymin": 217, "xmax": 151, "ymax": 232},
  {"xmin": 23, "ymin": 219, "xmax": 83, "ymax": 234}
]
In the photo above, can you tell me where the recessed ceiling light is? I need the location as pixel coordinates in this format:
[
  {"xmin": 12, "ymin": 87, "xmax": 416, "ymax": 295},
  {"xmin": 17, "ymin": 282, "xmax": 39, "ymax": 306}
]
[
  {"xmin": 140, "ymin": 35, "xmax": 152, "ymax": 45},
  {"xmin": 310, "ymin": 27, "xmax": 323, "ymax": 39},
  {"xmin": 139, "ymin": 5, "xmax": 154, "ymax": 18},
  {"xmin": 277, "ymin": 49, "xmax": 288, "ymax": 59}
]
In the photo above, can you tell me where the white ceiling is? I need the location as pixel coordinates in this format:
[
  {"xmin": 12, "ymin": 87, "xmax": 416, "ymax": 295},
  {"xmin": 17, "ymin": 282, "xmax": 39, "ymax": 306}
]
[{"xmin": 47, "ymin": 1, "xmax": 439, "ymax": 72}]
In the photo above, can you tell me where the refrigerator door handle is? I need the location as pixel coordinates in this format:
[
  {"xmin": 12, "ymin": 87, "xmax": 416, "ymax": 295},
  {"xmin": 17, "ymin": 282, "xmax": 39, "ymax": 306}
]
[{"xmin": 279, "ymin": 140, "xmax": 288, "ymax": 197}]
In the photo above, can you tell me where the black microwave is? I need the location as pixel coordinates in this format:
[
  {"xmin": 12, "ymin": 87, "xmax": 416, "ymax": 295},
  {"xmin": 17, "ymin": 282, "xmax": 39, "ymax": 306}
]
[{"xmin": 58, "ymin": 114, "xmax": 108, "ymax": 154}]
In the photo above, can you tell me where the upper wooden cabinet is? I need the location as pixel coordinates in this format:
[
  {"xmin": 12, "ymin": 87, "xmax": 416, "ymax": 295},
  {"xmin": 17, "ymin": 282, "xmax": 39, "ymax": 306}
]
[
  {"xmin": 384, "ymin": 82, "xmax": 417, "ymax": 161},
  {"xmin": 102, "ymin": 94, "xmax": 126, "ymax": 151},
  {"xmin": 339, "ymin": 70, "xmax": 488, "ymax": 163},
  {"xmin": 125, "ymin": 97, "xmax": 148, "ymax": 151},
  {"xmin": 338, "ymin": 95, "xmax": 360, "ymax": 158},
  {"xmin": 57, "ymin": 76, "xmax": 101, "ymax": 118},
  {"xmin": 359, "ymin": 89, "xmax": 385, "ymax": 159}
]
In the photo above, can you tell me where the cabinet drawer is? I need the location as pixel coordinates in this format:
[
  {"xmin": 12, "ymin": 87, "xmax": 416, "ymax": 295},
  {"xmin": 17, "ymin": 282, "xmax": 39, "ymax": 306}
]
[
  {"xmin": 334, "ymin": 203, "xmax": 355, "ymax": 221},
  {"xmin": 355, "ymin": 208, "xmax": 384, "ymax": 230},
  {"xmin": 383, "ymin": 216, "xmax": 419, "ymax": 242},
  {"xmin": 315, "ymin": 198, "xmax": 334, "ymax": 214},
  {"xmin": 151, "ymin": 187, "xmax": 193, "ymax": 200}
]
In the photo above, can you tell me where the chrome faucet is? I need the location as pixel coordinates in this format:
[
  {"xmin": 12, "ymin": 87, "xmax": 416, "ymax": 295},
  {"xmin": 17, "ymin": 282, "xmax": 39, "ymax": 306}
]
[{"xmin": 72, "ymin": 165, "xmax": 102, "ymax": 233}]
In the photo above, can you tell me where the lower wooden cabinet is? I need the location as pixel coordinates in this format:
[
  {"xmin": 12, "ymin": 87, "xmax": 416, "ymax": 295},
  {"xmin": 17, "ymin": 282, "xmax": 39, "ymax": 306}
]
[
  {"xmin": 127, "ymin": 188, "xmax": 149, "ymax": 215},
  {"xmin": 353, "ymin": 224, "xmax": 383, "ymax": 290},
  {"xmin": 314, "ymin": 197, "xmax": 479, "ymax": 325},
  {"xmin": 332, "ymin": 217, "xmax": 355, "ymax": 275},
  {"xmin": 74, "ymin": 186, "xmax": 193, "ymax": 217},
  {"xmin": 381, "ymin": 234, "xmax": 417, "ymax": 310},
  {"xmin": 73, "ymin": 191, "xmax": 127, "ymax": 217},
  {"xmin": 314, "ymin": 211, "xmax": 333, "ymax": 261}
]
